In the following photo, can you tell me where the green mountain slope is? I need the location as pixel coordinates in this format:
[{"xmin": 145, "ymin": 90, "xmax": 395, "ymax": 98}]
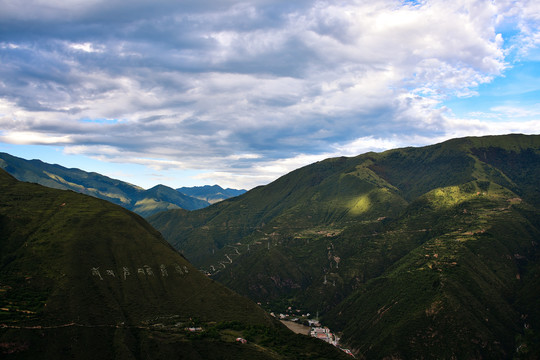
[
  {"xmin": 149, "ymin": 134, "xmax": 540, "ymax": 358},
  {"xmin": 0, "ymin": 170, "xmax": 348, "ymax": 359},
  {"xmin": 323, "ymin": 183, "xmax": 540, "ymax": 358},
  {"xmin": 0, "ymin": 152, "xmax": 210, "ymax": 217}
]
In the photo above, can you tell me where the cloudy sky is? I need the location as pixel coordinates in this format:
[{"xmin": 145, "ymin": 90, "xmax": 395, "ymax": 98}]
[{"xmin": 1, "ymin": 0, "xmax": 539, "ymax": 189}]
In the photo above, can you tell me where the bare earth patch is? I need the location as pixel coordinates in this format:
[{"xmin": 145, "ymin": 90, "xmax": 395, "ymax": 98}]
[{"xmin": 280, "ymin": 320, "xmax": 310, "ymax": 335}]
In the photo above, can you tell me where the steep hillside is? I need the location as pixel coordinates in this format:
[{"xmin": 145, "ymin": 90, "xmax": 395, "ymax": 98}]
[
  {"xmin": 149, "ymin": 134, "xmax": 540, "ymax": 358},
  {"xmin": 178, "ymin": 185, "xmax": 247, "ymax": 204},
  {"xmin": 150, "ymin": 154, "xmax": 408, "ymax": 266},
  {"xmin": 0, "ymin": 170, "xmax": 348, "ymax": 359},
  {"xmin": 323, "ymin": 183, "xmax": 540, "ymax": 358},
  {"xmin": 0, "ymin": 152, "xmax": 209, "ymax": 216}
]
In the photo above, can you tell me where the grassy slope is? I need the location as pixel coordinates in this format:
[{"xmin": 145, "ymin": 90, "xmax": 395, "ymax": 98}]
[
  {"xmin": 0, "ymin": 170, "xmax": 348, "ymax": 360},
  {"xmin": 149, "ymin": 134, "xmax": 540, "ymax": 358},
  {"xmin": 150, "ymin": 155, "xmax": 408, "ymax": 266},
  {"xmin": 325, "ymin": 182, "xmax": 540, "ymax": 358}
]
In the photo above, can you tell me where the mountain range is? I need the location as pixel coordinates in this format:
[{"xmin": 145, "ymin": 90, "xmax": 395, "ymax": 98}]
[
  {"xmin": 0, "ymin": 153, "xmax": 244, "ymax": 217},
  {"xmin": 148, "ymin": 134, "xmax": 540, "ymax": 358},
  {"xmin": 177, "ymin": 185, "xmax": 246, "ymax": 204},
  {"xmin": 0, "ymin": 169, "xmax": 348, "ymax": 359},
  {"xmin": 1, "ymin": 134, "xmax": 539, "ymax": 358}
]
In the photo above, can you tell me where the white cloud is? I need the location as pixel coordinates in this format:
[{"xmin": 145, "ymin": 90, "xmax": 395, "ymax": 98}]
[
  {"xmin": 67, "ymin": 42, "xmax": 103, "ymax": 53},
  {"xmin": 490, "ymin": 105, "xmax": 540, "ymax": 119},
  {"xmin": 442, "ymin": 117, "xmax": 540, "ymax": 138},
  {"xmin": 0, "ymin": 131, "xmax": 73, "ymax": 145},
  {"xmin": 334, "ymin": 136, "xmax": 403, "ymax": 157},
  {"xmin": 0, "ymin": 0, "xmax": 539, "ymax": 188}
]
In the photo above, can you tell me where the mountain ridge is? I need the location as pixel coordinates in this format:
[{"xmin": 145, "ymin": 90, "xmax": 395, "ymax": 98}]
[
  {"xmin": 0, "ymin": 153, "xmax": 245, "ymax": 217},
  {"xmin": 148, "ymin": 134, "xmax": 540, "ymax": 358},
  {"xmin": 177, "ymin": 184, "xmax": 247, "ymax": 204}
]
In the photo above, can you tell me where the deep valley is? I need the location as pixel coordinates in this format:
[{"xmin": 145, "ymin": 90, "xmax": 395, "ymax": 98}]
[{"xmin": 1, "ymin": 134, "xmax": 539, "ymax": 359}]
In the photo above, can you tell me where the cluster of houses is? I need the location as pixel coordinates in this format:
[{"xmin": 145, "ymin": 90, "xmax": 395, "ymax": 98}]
[
  {"xmin": 308, "ymin": 320, "xmax": 354, "ymax": 356},
  {"xmin": 310, "ymin": 324, "xmax": 338, "ymax": 345},
  {"xmin": 265, "ymin": 305, "xmax": 354, "ymax": 357}
]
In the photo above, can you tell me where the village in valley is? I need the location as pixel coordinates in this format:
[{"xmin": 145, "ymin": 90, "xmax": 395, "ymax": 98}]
[{"xmin": 266, "ymin": 305, "xmax": 354, "ymax": 357}]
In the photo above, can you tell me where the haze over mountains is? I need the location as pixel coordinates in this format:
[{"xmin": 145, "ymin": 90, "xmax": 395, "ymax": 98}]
[
  {"xmin": 148, "ymin": 134, "xmax": 540, "ymax": 358},
  {"xmin": 0, "ymin": 152, "xmax": 245, "ymax": 217}
]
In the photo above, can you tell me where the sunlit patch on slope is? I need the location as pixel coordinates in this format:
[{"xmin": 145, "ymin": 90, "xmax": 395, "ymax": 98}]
[{"xmin": 347, "ymin": 194, "xmax": 371, "ymax": 215}]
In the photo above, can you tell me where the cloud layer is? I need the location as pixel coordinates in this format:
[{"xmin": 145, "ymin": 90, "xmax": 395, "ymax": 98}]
[{"xmin": 1, "ymin": 0, "xmax": 539, "ymax": 188}]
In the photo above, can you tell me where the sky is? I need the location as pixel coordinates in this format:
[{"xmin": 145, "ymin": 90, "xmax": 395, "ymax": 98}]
[{"xmin": 0, "ymin": 0, "xmax": 539, "ymax": 190}]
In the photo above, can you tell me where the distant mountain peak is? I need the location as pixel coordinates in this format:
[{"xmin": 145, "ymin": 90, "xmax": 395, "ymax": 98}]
[{"xmin": 177, "ymin": 185, "xmax": 247, "ymax": 204}]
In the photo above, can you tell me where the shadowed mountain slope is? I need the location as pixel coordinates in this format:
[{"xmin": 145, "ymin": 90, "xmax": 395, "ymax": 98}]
[
  {"xmin": 0, "ymin": 152, "xmax": 210, "ymax": 217},
  {"xmin": 149, "ymin": 134, "xmax": 540, "ymax": 359},
  {"xmin": 0, "ymin": 170, "xmax": 348, "ymax": 359}
]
